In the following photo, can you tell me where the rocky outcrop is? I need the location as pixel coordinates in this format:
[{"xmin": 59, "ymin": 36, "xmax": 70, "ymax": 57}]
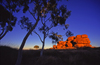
[
  {"xmin": 73, "ymin": 34, "xmax": 91, "ymax": 47},
  {"xmin": 51, "ymin": 34, "xmax": 92, "ymax": 49}
]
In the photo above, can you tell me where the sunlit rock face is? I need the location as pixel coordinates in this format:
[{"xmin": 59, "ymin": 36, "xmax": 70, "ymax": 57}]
[
  {"xmin": 73, "ymin": 34, "xmax": 91, "ymax": 47},
  {"xmin": 52, "ymin": 34, "xmax": 92, "ymax": 49}
]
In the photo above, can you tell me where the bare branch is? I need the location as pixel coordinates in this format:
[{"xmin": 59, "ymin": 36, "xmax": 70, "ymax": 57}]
[
  {"xmin": 45, "ymin": 17, "xmax": 51, "ymax": 23},
  {"xmin": 43, "ymin": 17, "xmax": 44, "ymax": 22},
  {"xmin": 41, "ymin": 17, "xmax": 44, "ymax": 25},
  {"xmin": 33, "ymin": 31, "xmax": 43, "ymax": 43},
  {"xmin": 0, "ymin": 27, "xmax": 4, "ymax": 36},
  {"xmin": 45, "ymin": 25, "xmax": 54, "ymax": 38},
  {"xmin": 0, "ymin": 28, "xmax": 8, "ymax": 40},
  {"xmin": 47, "ymin": 25, "xmax": 53, "ymax": 32},
  {"xmin": 28, "ymin": 10, "xmax": 36, "ymax": 20}
]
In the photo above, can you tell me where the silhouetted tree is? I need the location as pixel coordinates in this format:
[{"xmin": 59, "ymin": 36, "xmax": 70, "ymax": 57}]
[
  {"xmin": 0, "ymin": 0, "xmax": 72, "ymax": 65},
  {"xmin": 0, "ymin": 0, "xmax": 37, "ymax": 65},
  {"xmin": 34, "ymin": 45, "xmax": 39, "ymax": 49},
  {"xmin": 17, "ymin": 0, "xmax": 72, "ymax": 63},
  {"xmin": 0, "ymin": 0, "xmax": 38, "ymax": 65},
  {"xmin": 34, "ymin": 24, "xmax": 70, "ymax": 56},
  {"xmin": 0, "ymin": 3, "xmax": 17, "ymax": 40},
  {"xmin": 27, "ymin": 1, "xmax": 71, "ymax": 56},
  {"xmin": 0, "ymin": 0, "xmax": 30, "ymax": 39}
]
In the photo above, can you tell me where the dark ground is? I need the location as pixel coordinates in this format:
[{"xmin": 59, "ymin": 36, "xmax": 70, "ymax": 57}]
[{"xmin": 0, "ymin": 46, "xmax": 100, "ymax": 65}]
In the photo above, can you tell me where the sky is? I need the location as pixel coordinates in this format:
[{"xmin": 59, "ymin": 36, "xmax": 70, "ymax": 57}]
[{"xmin": 0, "ymin": 0, "xmax": 100, "ymax": 50}]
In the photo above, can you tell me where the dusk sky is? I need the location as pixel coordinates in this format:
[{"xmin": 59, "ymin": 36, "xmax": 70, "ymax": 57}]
[{"xmin": 0, "ymin": 0, "xmax": 100, "ymax": 50}]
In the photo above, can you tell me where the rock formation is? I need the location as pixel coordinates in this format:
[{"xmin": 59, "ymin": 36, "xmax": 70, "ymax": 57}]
[{"xmin": 51, "ymin": 34, "xmax": 92, "ymax": 49}]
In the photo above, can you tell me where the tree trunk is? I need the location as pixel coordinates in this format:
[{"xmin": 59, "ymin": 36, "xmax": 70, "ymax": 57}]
[
  {"xmin": 0, "ymin": 28, "xmax": 8, "ymax": 40},
  {"xmin": 15, "ymin": 19, "xmax": 39, "ymax": 65},
  {"xmin": 40, "ymin": 32, "xmax": 46, "ymax": 57},
  {"xmin": 40, "ymin": 42, "xmax": 45, "ymax": 57}
]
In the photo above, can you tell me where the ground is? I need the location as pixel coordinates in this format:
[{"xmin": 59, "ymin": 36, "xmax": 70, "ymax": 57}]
[{"xmin": 0, "ymin": 46, "xmax": 100, "ymax": 65}]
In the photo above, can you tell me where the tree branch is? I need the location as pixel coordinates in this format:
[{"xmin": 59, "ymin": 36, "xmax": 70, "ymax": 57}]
[
  {"xmin": 44, "ymin": 17, "xmax": 51, "ymax": 23},
  {"xmin": 45, "ymin": 25, "xmax": 54, "ymax": 38},
  {"xmin": 33, "ymin": 31, "xmax": 43, "ymax": 43},
  {"xmin": 41, "ymin": 17, "xmax": 44, "ymax": 25},
  {"xmin": 0, "ymin": 27, "xmax": 4, "ymax": 36},
  {"xmin": 43, "ymin": 32, "xmax": 46, "ymax": 43},
  {"xmin": 28, "ymin": 10, "xmax": 36, "ymax": 20},
  {"xmin": 0, "ymin": 28, "xmax": 8, "ymax": 40},
  {"xmin": 47, "ymin": 25, "xmax": 53, "ymax": 32}
]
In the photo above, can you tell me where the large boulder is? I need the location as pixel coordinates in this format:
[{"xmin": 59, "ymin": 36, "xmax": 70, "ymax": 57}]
[
  {"xmin": 52, "ymin": 34, "xmax": 92, "ymax": 49},
  {"xmin": 76, "ymin": 35, "xmax": 81, "ymax": 38},
  {"xmin": 67, "ymin": 36, "xmax": 75, "ymax": 41},
  {"xmin": 74, "ymin": 34, "xmax": 91, "ymax": 47},
  {"xmin": 53, "ymin": 45, "xmax": 57, "ymax": 49},
  {"xmin": 66, "ymin": 42, "xmax": 73, "ymax": 47},
  {"xmin": 81, "ymin": 34, "xmax": 88, "ymax": 38}
]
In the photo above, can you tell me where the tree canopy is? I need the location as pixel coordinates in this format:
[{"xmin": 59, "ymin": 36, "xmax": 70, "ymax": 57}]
[
  {"xmin": 0, "ymin": 4, "xmax": 17, "ymax": 39},
  {"xmin": 34, "ymin": 45, "xmax": 39, "ymax": 49},
  {"xmin": 0, "ymin": 0, "xmax": 73, "ymax": 65},
  {"xmin": 17, "ymin": 0, "xmax": 72, "ymax": 57}
]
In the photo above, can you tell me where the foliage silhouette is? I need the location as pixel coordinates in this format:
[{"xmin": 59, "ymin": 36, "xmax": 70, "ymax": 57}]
[
  {"xmin": 49, "ymin": 30, "xmax": 74, "ymax": 44},
  {"xmin": 16, "ymin": 0, "xmax": 73, "ymax": 64},
  {"xmin": 0, "ymin": 4, "xmax": 17, "ymax": 40},
  {"xmin": 0, "ymin": 0, "xmax": 72, "ymax": 65},
  {"xmin": 0, "ymin": 0, "xmax": 33, "ymax": 40},
  {"xmin": 0, "ymin": 0, "xmax": 35, "ymax": 65},
  {"xmin": 66, "ymin": 30, "xmax": 74, "ymax": 37},
  {"xmin": 49, "ymin": 32, "xmax": 63, "ymax": 44},
  {"xmin": 31, "ymin": 0, "xmax": 72, "ymax": 56}
]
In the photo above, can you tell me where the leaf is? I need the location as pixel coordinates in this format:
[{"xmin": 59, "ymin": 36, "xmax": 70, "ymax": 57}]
[
  {"xmin": 16, "ymin": 9, "xmax": 20, "ymax": 12},
  {"xmin": 51, "ymin": 13, "xmax": 54, "ymax": 19},
  {"xmin": 57, "ymin": 35, "xmax": 62, "ymax": 38},
  {"xmin": 66, "ymin": 30, "xmax": 74, "ymax": 37},
  {"xmin": 23, "ymin": 5, "xmax": 29, "ymax": 13},
  {"xmin": 59, "ymin": 17, "xmax": 66, "ymax": 25},
  {"xmin": 8, "ymin": 26, "xmax": 13, "ymax": 31},
  {"xmin": 43, "ymin": 0, "xmax": 47, "ymax": 7},
  {"xmin": 67, "ymin": 11, "xmax": 71, "ymax": 16},
  {"xmin": 65, "ymin": 24, "xmax": 69, "ymax": 29},
  {"xmin": 60, "ymin": 5, "xmax": 67, "ymax": 16}
]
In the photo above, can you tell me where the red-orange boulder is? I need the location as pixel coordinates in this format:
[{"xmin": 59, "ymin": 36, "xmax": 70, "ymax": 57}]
[
  {"xmin": 51, "ymin": 34, "xmax": 92, "ymax": 49},
  {"xmin": 67, "ymin": 36, "xmax": 75, "ymax": 41},
  {"xmin": 53, "ymin": 45, "xmax": 57, "ymax": 49},
  {"xmin": 66, "ymin": 42, "xmax": 73, "ymax": 47},
  {"xmin": 76, "ymin": 35, "xmax": 81, "ymax": 38},
  {"xmin": 81, "ymin": 34, "xmax": 88, "ymax": 38}
]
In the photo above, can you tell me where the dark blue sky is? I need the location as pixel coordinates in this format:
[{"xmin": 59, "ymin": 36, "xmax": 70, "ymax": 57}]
[{"xmin": 0, "ymin": 0, "xmax": 100, "ymax": 49}]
